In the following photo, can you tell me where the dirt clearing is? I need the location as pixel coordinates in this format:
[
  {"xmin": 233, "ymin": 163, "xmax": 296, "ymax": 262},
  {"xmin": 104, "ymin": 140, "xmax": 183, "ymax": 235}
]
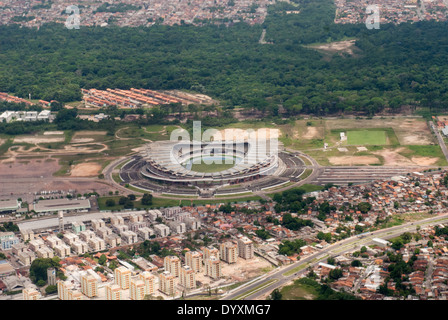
[
  {"xmin": 43, "ymin": 131, "xmax": 64, "ymax": 135},
  {"xmin": 372, "ymin": 147, "xmax": 439, "ymax": 166},
  {"xmin": 302, "ymin": 126, "xmax": 320, "ymax": 139},
  {"xmin": 70, "ymin": 162, "xmax": 102, "ymax": 177},
  {"xmin": 308, "ymin": 39, "xmax": 357, "ymax": 55},
  {"xmin": 410, "ymin": 156, "xmax": 439, "ymax": 166},
  {"xmin": 328, "ymin": 156, "xmax": 380, "ymax": 165},
  {"xmin": 14, "ymin": 135, "xmax": 64, "ymax": 144},
  {"xmin": 214, "ymin": 128, "xmax": 280, "ymax": 140}
]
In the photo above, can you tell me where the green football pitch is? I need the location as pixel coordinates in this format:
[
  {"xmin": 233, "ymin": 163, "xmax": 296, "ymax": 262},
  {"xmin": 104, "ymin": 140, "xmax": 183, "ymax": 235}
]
[{"xmin": 347, "ymin": 130, "xmax": 387, "ymax": 145}]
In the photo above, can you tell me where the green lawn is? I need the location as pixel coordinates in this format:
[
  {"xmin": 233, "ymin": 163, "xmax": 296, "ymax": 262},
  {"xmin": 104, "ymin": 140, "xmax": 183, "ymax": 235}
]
[
  {"xmin": 189, "ymin": 158, "xmax": 236, "ymax": 173},
  {"xmin": 280, "ymin": 279, "xmax": 318, "ymax": 300},
  {"xmin": 347, "ymin": 130, "xmax": 387, "ymax": 145}
]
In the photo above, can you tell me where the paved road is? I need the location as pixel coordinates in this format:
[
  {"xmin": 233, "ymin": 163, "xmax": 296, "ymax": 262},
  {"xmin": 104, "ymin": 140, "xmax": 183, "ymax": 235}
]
[
  {"xmin": 222, "ymin": 212, "xmax": 448, "ymax": 300},
  {"xmin": 429, "ymin": 121, "xmax": 448, "ymax": 163}
]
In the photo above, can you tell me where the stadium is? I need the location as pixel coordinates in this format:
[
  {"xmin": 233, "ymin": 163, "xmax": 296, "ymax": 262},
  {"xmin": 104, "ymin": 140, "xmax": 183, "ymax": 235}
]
[{"xmin": 119, "ymin": 139, "xmax": 307, "ymax": 197}]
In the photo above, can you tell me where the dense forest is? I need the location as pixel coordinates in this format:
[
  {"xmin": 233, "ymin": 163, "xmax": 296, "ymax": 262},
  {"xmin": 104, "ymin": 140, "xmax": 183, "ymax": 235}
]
[{"xmin": 1, "ymin": 0, "xmax": 448, "ymax": 115}]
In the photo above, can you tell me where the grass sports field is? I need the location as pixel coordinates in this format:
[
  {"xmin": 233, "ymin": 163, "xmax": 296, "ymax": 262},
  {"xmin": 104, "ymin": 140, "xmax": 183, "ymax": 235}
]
[{"xmin": 347, "ymin": 130, "xmax": 387, "ymax": 145}]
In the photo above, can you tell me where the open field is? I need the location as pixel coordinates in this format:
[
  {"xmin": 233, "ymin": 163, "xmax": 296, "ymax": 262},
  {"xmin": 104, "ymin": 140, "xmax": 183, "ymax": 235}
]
[
  {"xmin": 325, "ymin": 118, "xmax": 434, "ymax": 146},
  {"xmin": 14, "ymin": 135, "xmax": 65, "ymax": 144},
  {"xmin": 279, "ymin": 279, "xmax": 318, "ymax": 300},
  {"xmin": 189, "ymin": 159, "xmax": 237, "ymax": 173},
  {"xmin": 281, "ymin": 117, "xmax": 443, "ymax": 166},
  {"xmin": 347, "ymin": 130, "xmax": 387, "ymax": 145}
]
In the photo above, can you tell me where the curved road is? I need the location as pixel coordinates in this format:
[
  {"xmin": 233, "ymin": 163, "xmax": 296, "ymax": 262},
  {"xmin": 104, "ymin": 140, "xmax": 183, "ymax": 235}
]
[{"xmin": 221, "ymin": 212, "xmax": 448, "ymax": 300}]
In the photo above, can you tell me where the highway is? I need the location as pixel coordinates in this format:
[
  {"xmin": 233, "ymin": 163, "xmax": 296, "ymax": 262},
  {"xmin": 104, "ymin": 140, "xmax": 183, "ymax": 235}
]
[{"xmin": 221, "ymin": 212, "xmax": 448, "ymax": 300}]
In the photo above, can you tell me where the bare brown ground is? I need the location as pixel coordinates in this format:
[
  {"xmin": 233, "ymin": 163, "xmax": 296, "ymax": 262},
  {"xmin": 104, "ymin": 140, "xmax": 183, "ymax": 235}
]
[
  {"xmin": 221, "ymin": 257, "xmax": 272, "ymax": 281},
  {"xmin": 71, "ymin": 138, "xmax": 94, "ymax": 143},
  {"xmin": 372, "ymin": 147, "xmax": 439, "ymax": 166},
  {"xmin": 309, "ymin": 39, "xmax": 356, "ymax": 54},
  {"xmin": 43, "ymin": 131, "xmax": 64, "ymax": 135},
  {"xmin": 328, "ymin": 155, "xmax": 380, "ymax": 165},
  {"xmin": 302, "ymin": 127, "xmax": 319, "ymax": 139},
  {"xmin": 70, "ymin": 162, "xmax": 102, "ymax": 177},
  {"xmin": 214, "ymin": 128, "xmax": 281, "ymax": 140},
  {"xmin": 410, "ymin": 156, "xmax": 439, "ymax": 166},
  {"xmin": 0, "ymin": 158, "xmax": 60, "ymax": 179},
  {"xmin": 14, "ymin": 136, "xmax": 64, "ymax": 144}
]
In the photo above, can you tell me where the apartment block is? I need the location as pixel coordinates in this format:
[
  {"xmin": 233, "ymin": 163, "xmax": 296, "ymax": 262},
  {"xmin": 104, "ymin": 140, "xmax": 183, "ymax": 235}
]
[
  {"xmin": 203, "ymin": 245, "xmax": 220, "ymax": 261},
  {"xmin": 20, "ymin": 229, "xmax": 34, "ymax": 242},
  {"xmin": 45, "ymin": 235, "xmax": 62, "ymax": 248},
  {"xmin": 185, "ymin": 217, "xmax": 201, "ymax": 230},
  {"xmin": 23, "ymin": 287, "xmax": 41, "ymax": 300},
  {"xmin": 130, "ymin": 278, "xmax": 146, "ymax": 300},
  {"xmin": 220, "ymin": 242, "xmax": 238, "ymax": 264},
  {"xmin": 159, "ymin": 271, "xmax": 176, "ymax": 296},
  {"xmin": 138, "ymin": 227, "xmax": 155, "ymax": 240},
  {"xmin": 205, "ymin": 256, "xmax": 222, "ymax": 279},
  {"xmin": 11, "ymin": 243, "xmax": 27, "ymax": 255},
  {"xmin": 79, "ymin": 230, "xmax": 96, "ymax": 242},
  {"xmin": 71, "ymin": 241, "xmax": 89, "ymax": 255},
  {"xmin": 28, "ymin": 238, "xmax": 45, "ymax": 251},
  {"xmin": 72, "ymin": 222, "xmax": 86, "ymax": 235},
  {"xmin": 106, "ymin": 233, "xmax": 122, "ymax": 248},
  {"xmin": 237, "ymin": 236, "xmax": 254, "ymax": 259},
  {"xmin": 139, "ymin": 271, "xmax": 156, "ymax": 296},
  {"xmin": 154, "ymin": 224, "xmax": 170, "ymax": 237},
  {"xmin": 81, "ymin": 273, "xmax": 98, "ymax": 298},
  {"xmin": 110, "ymin": 216, "xmax": 124, "ymax": 225},
  {"xmin": 180, "ymin": 265, "xmax": 196, "ymax": 289},
  {"xmin": 63, "ymin": 232, "xmax": 79, "ymax": 245},
  {"xmin": 185, "ymin": 251, "xmax": 203, "ymax": 273},
  {"xmin": 168, "ymin": 221, "xmax": 186, "ymax": 234},
  {"xmin": 91, "ymin": 219, "xmax": 105, "ymax": 230},
  {"xmin": 129, "ymin": 213, "xmax": 144, "ymax": 223},
  {"xmin": 122, "ymin": 230, "xmax": 138, "ymax": 244},
  {"xmin": 147, "ymin": 209, "xmax": 162, "ymax": 222},
  {"xmin": 164, "ymin": 256, "xmax": 181, "ymax": 277},
  {"xmin": 88, "ymin": 237, "xmax": 106, "ymax": 252},
  {"xmin": 96, "ymin": 226, "xmax": 112, "ymax": 239},
  {"xmin": 113, "ymin": 224, "xmax": 129, "ymax": 235},
  {"xmin": 114, "ymin": 266, "xmax": 131, "ymax": 290},
  {"xmin": 54, "ymin": 244, "xmax": 71, "ymax": 258},
  {"xmin": 36, "ymin": 246, "xmax": 54, "ymax": 259},
  {"xmin": 106, "ymin": 284, "xmax": 122, "ymax": 300},
  {"xmin": 18, "ymin": 251, "xmax": 36, "ymax": 266},
  {"xmin": 57, "ymin": 280, "xmax": 83, "ymax": 300}
]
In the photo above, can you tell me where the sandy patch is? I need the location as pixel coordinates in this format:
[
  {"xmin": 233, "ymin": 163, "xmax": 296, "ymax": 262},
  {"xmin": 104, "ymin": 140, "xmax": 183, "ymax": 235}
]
[
  {"xmin": 396, "ymin": 120, "xmax": 433, "ymax": 145},
  {"xmin": 221, "ymin": 257, "xmax": 272, "ymax": 282},
  {"xmin": 44, "ymin": 131, "xmax": 64, "ymax": 135},
  {"xmin": 372, "ymin": 148, "xmax": 413, "ymax": 166},
  {"xmin": 309, "ymin": 39, "xmax": 356, "ymax": 54},
  {"xmin": 213, "ymin": 128, "xmax": 280, "ymax": 141},
  {"xmin": 14, "ymin": 136, "xmax": 64, "ymax": 144},
  {"xmin": 302, "ymin": 126, "xmax": 319, "ymax": 139},
  {"xmin": 70, "ymin": 162, "xmax": 102, "ymax": 177},
  {"xmin": 71, "ymin": 138, "xmax": 94, "ymax": 143},
  {"xmin": 0, "ymin": 158, "xmax": 60, "ymax": 179},
  {"xmin": 410, "ymin": 156, "xmax": 439, "ymax": 166},
  {"xmin": 328, "ymin": 156, "xmax": 380, "ymax": 165},
  {"xmin": 0, "ymin": 139, "xmax": 4, "ymax": 146}
]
